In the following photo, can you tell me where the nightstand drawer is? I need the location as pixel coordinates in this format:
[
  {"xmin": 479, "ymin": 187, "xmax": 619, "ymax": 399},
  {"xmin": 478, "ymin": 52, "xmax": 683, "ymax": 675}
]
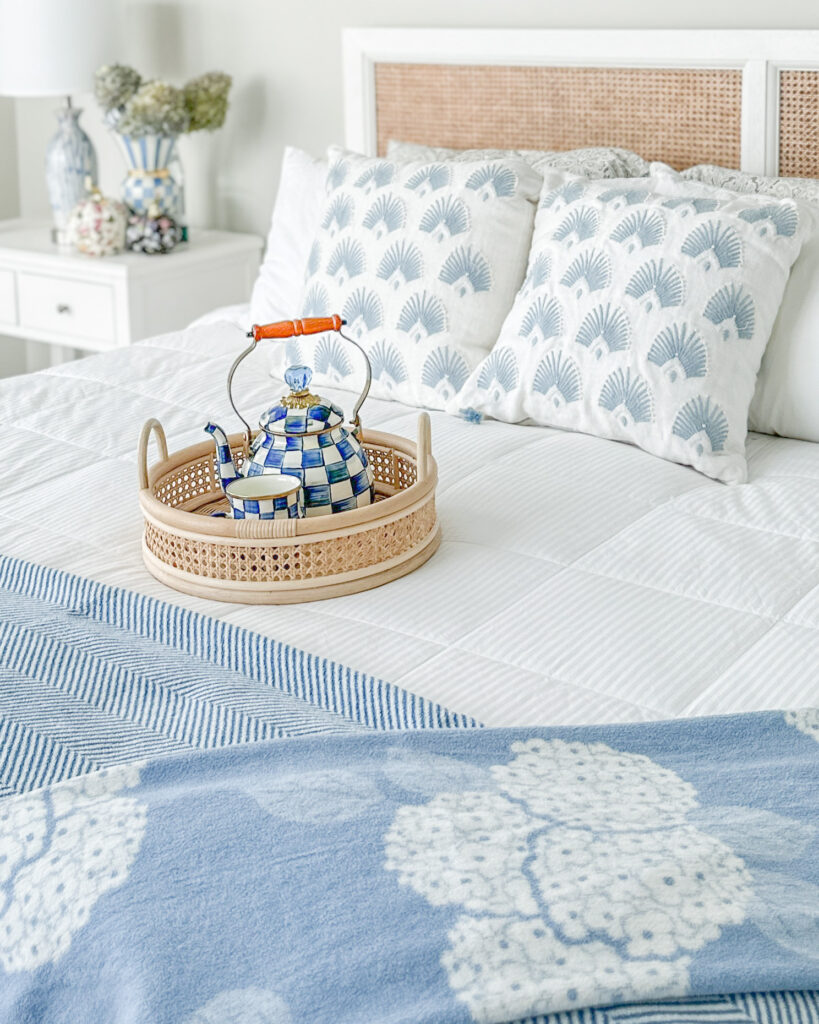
[
  {"xmin": 17, "ymin": 272, "xmax": 115, "ymax": 344},
  {"xmin": 0, "ymin": 268, "xmax": 16, "ymax": 327}
]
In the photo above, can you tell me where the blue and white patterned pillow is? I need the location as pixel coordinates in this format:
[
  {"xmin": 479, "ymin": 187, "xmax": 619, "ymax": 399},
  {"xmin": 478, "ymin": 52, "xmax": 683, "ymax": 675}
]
[
  {"xmin": 275, "ymin": 147, "xmax": 543, "ymax": 410},
  {"xmin": 454, "ymin": 163, "xmax": 811, "ymax": 483}
]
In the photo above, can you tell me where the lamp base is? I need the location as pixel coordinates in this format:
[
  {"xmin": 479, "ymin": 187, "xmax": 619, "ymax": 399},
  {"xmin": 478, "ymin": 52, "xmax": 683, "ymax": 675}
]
[{"xmin": 45, "ymin": 99, "xmax": 97, "ymax": 246}]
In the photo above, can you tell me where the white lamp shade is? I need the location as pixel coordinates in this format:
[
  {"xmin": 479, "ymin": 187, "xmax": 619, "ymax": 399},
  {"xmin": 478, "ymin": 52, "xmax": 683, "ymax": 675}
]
[{"xmin": 0, "ymin": 0, "xmax": 120, "ymax": 97}]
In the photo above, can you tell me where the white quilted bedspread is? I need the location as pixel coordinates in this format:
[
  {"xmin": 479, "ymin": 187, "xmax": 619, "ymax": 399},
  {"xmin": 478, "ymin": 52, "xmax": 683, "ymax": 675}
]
[{"xmin": 1, "ymin": 319, "xmax": 817, "ymax": 726}]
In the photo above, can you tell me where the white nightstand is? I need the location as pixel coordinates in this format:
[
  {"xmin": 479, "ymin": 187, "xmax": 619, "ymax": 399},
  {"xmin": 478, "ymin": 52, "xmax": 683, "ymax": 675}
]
[{"xmin": 0, "ymin": 220, "xmax": 262, "ymax": 362}]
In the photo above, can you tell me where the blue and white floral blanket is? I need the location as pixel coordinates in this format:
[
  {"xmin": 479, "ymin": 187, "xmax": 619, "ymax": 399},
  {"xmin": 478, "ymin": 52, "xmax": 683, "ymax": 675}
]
[{"xmin": 0, "ymin": 712, "xmax": 817, "ymax": 1023}]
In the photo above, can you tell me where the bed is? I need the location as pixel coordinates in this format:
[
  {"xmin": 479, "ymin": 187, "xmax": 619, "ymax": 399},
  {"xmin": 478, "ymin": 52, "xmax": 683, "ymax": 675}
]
[{"xmin": 0, "ymin": 27, "xmax": 816, "ymax": 1024}]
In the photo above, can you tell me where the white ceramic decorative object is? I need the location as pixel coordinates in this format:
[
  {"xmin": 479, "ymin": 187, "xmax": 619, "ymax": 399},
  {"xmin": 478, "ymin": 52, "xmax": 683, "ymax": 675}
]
[{"xmin": 66, "ymin": 185, "xmax": 128, "ymax": 257}]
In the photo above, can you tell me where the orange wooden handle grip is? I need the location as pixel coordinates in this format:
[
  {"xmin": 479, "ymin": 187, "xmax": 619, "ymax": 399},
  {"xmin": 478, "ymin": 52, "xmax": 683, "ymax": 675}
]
[{"xmin": 251, "ymin": 316, "xmax": 344, "ymax": 341}]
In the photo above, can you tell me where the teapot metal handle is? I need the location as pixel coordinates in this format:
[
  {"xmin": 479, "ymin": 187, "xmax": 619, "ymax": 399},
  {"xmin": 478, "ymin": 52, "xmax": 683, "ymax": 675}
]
[{"xmin": 226, "ymin": 316, "xmax": 372, "ymax": 448}]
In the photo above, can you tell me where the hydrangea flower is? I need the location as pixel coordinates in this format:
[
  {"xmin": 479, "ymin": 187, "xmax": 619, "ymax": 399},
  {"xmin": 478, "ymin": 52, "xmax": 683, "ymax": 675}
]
[
  {"xmin": 185, "ymin": 71, "xmax": 232, "ymax": 132},
  {"xmin": 93, "ymin": 63, "xmax": 141, "ymax": 113},
  {"xmin": 117, "ymin": 80, "xmax": 190, "ymax": 137},
  {"xmin": 384, "ymin": 738, "xmax": 753, "ymax": 1020}
]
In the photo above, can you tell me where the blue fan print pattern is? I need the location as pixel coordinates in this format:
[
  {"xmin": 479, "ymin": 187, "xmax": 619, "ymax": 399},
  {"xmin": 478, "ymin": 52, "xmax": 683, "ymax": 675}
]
[
  {"xmin": 610, "ymin": 210, "xmax": 665, "ymax": 252},
  {"xmin": 738, "ymin": 204, "xmax": 798, "ymax": 237},
  {"xmin": 518, "ymin": 296, "xmax": 564, "ymax": 345},
  {"xmin": 598, "ymin": 368, "xmax": 653, "ymax": 427},
  {"xmin": 533, "ymin": 351, "xmax": 582, "ymax": 408},
  {"xmin": 681, "ymin": 221, "xmax": 742, "ymax": 270},
  {"xmin": 662, "ymin": 196, "xmax": 720, "ymax": 217},
  {"xmin": 465, "ymin": 163, "xmax": 518, "ymax": 201},
  {"xmin": 362, "ymin": 194, "xmax": 406, "ymax": 239},
  {"xmin": 704, "ymin": 284, "xmax": 755, "ymax": 340},
  {"xmin": 625, "ymin": 258, "xmax": 684, "ymax": 311},
  {"xmin": 342, "ymin": 288, "xmax": 383, "ymax": 338},
  {"xmin": 315, "ymin": 337, "xmax": 352, "ymax": 379},
  {"xmin": 673, "ymin": 395, "xmax": 729, "ymax": 454},
  {"xmin": 370, "ymin": 341, "xmax": 408, "ymax": 386},
  {"xmin": 306, "ymin": 240, "xmax": 321, "ymax": 280},
  {"xmin": 560, "ymin": 250, "xmax": 612, "ymax": 298},
  {"xmin": 376, "ymin": 241, "xmax": 424, "ymax": 289},
  {"xmin": 575, "ymin": 303, "xmax": 631, "ymax": 359},
  {"xmin": 522, "ymin": 252, "xmax": 551, "ymax": 293},
  {"xmin": 404, "ymin": 163, "xmax": 451, "ymax": 196},
  {"xmin": 647, "ymin": 324, "xmax": 707, "ymax": 382},
  {"xmin": 396, "ymin": 291, "xmax": 447, "ymax": 341},
  {"xmin": 552, "ymin": 207, "xmax": 599, "ymax": 247},
  {"xmin": 327, "ymin": 238, "xmax": 365, "ymax": 285},
  {"xmin": 598, "ymin": 187, "xmax": 650, "ymax": 209},
  {"xmin": 419, "ymin": 196, "xmax": 471, "ymax": 242},
  {"xmin": 421, "ymin": 347, "xmax": 469, "ymax": 400},
  {"xmin": 326, "ymin": 158, "xmax": 348, "ymax": 192},
  {"xmin": 353, "ymin": 161, "xmax": 394, "ymax": 193},
  {"xmin": 321, "ymin": 194, "xmax": 354, "ymax": 235},
  {"xmin": 540, "ymin": 180, "xmax": 586, "ymax": 210},
  {"xmin": 477, "ymin": 347, "xmax": 519, "ymax": 395},
  {"xmin": 302, "ymin": 282, "xmax": 329, "ymax": 317},
  {"xmin": 439, "ymin": 246, "xmax": 492, "ymax": 296}
]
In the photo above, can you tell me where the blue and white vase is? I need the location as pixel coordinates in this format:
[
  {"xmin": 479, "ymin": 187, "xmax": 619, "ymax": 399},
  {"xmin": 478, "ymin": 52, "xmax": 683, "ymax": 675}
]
[
  {"xmin": 45, "ymin": 107, "xmax": 97, "ymax": 246},
  {"xmin": 113, "ymin": 133, "xmax": 183, "ymax": 217}
]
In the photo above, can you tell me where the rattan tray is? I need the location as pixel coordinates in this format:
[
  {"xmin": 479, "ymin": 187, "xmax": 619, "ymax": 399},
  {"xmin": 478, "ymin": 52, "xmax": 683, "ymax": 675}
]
[{"xmin": 137, "ymin": 413, "xmax": 440, "ymax": 604}]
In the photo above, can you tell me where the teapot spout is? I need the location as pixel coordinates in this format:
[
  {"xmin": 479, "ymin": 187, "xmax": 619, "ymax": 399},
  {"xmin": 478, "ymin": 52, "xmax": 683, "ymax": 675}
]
[{"xmin": 204, "ymin": 422, "xmax": 240, "ymax": 491}]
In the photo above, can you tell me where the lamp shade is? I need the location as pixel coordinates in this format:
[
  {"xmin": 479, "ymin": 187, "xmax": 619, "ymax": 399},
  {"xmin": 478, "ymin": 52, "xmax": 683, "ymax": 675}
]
[{"xmin": 0, "ymin": 0, "xmax": 120, "ymax": 97}]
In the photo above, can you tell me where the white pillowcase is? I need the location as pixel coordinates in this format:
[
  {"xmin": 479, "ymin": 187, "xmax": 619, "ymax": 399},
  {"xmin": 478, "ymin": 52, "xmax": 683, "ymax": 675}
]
[
  {"xmin": 387, "ymin": 140, "xmax": 650, "ymax": 179},
  {"xmin": 249, "ymin": 146, "xmax": 327, "ymax": 325},
  {"xmin": 455, "ymin": 164, "xmax": 809, "ymax": 483},
  {"xmin": 683, "ymin": 164, "xmax": 819, "ymax": 443},
  {"xmin": 276, "ymin": 146, "xmax": 544, "ymax": 410}
]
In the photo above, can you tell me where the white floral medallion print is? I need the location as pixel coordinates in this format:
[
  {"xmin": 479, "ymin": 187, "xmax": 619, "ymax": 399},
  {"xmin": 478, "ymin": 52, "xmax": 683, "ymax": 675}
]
[
  {"xmin": 0, "ymin": 763, "xmax": 147, "ymax": 972},
  {"xmin": 785, "ymin": 709, "xmax": 819, "ymax": 744},
  {"xmin": 384, "ymin": 738, "xmax": 753, "ymax": 1021}
]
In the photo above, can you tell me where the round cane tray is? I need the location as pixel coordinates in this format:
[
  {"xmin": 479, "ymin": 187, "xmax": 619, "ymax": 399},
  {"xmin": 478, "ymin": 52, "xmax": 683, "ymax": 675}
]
[{"xmin": 137, "ymin": 413, "xmax": 441, "ymax": 604}]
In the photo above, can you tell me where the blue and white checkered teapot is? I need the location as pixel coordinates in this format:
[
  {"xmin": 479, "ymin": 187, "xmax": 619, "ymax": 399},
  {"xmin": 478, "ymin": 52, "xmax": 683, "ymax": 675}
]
[{"xmin": 205, "ymin": 316, "xmax": 375, "ymax": 517}]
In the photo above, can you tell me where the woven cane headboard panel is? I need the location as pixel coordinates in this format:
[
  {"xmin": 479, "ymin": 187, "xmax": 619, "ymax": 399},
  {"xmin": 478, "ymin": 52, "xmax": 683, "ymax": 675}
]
[
  {"xmin": 374, "ymin": 64, "xmax": 743, "ymax": 171},
  {"xmin": 779, "ymin": 71, "xmax": 819, "ymax": 178},
  {"xmin": 345, "ymin": 30, "xmax": 819, "ymax": 180}
]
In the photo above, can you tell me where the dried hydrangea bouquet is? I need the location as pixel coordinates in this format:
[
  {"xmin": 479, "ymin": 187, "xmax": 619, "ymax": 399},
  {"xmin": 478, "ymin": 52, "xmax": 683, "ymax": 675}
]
[{"xmin": 94, "ymin": 64, "xmax": 232, "ymax": 229}]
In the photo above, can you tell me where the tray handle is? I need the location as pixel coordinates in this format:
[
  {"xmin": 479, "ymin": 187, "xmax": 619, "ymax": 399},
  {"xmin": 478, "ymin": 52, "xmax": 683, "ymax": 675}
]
[
  {"xmin": 138, "ymin": 418, "xmax": 169, "ymax": 489},
  {"xmin": 417, "ymin": 412, "xmax": 431, "ymax": 483}
]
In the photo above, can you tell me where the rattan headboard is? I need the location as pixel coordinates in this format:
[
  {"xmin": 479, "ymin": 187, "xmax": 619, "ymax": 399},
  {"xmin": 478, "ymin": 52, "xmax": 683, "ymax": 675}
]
[{"xmin": 343, "ymin": 29, "xmax": 819, "ymax": 178}]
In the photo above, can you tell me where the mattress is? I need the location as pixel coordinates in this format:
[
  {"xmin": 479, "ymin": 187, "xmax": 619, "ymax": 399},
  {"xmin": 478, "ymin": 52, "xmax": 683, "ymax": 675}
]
[{"xmin": 1, "ymin": 316, "xmax": 817, "ymax": 728}]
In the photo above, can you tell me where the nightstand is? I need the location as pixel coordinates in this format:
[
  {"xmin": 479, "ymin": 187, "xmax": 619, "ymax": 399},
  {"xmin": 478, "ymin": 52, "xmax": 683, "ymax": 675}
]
[{"xmin": 0, "ymin": 220, "xmax": 263, "ymax": 358}]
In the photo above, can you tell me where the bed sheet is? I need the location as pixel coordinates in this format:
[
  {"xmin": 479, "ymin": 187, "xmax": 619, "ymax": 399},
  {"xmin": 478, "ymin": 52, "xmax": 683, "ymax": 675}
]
[{"xmin": 0, "ymin": 318, "xmax": 816, "ymax": 727}]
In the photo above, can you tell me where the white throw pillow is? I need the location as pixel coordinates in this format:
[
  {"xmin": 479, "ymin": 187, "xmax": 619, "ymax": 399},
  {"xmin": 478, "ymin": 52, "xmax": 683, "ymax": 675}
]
[
  {"xmin": 454, "ymin": 164, "xmax": 809, "ymax": 483},
  {"xmin": 684, "ymin": 164, "xmax": 819, "ymax": 443},
  {"xmin": 278, "ymin": 146, "xmax": 544, "ymax": 409},
  {"xmin": 387, "ymin": 140, "xmax": 650, "ymax": 179},
  {"xmin": 249, "ymin": 146, "xmax": 327, "ymax": 325}
]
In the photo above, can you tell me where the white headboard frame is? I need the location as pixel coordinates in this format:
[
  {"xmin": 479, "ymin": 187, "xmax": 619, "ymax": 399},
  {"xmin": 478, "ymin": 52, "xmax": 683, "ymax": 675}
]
[{"xmin": 342, "ymin": 28, "xmax": 819, "ymax": 176}]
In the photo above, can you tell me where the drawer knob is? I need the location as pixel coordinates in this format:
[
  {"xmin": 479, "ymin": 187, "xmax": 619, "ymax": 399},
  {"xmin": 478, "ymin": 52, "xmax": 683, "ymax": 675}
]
[{"xmin": 56, "ymin": 303, "xmax": 71, "ymax": 315}]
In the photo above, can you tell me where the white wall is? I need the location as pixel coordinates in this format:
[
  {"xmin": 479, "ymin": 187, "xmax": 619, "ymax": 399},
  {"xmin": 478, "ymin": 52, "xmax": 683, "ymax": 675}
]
[{"xmin": 8, "ymin": 0, "xmax": 819, "ymax": 238}]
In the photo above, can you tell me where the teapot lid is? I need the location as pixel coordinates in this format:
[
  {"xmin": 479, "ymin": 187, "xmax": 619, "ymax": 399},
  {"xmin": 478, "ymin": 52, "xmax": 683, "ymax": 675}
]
[{"xmin": 261, "ymin": 365, "xmax": 345, "ymax": 436}]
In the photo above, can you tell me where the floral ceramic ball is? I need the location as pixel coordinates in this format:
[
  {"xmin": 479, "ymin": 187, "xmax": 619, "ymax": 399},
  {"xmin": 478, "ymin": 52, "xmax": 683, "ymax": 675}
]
[
  {"xmin": 67, "ymin": 188, "xmax": 128, "ymax": 256},
  {"xmin": 125, "ymin": 205, "xmax": 182, "ymax": 255}
]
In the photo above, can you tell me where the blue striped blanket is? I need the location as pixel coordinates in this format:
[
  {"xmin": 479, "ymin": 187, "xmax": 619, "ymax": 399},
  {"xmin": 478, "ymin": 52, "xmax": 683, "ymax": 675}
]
[{"xmin": 0, "ymin": 556, "xmax": 817, "ymax": 1023}]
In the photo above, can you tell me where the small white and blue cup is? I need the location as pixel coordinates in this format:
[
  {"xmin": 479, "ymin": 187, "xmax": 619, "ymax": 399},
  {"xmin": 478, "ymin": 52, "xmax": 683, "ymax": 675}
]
[{"xmin": 224, "ymin": 474, "xmax": 304, "ymax": 520}]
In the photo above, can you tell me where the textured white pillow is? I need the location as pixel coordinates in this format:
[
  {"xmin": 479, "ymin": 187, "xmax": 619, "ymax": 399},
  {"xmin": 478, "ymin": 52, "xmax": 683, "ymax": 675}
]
[
  {"xmin": 683, "ymin": 164, "xmax": 819, "ymax": 443},
  {"xmin": 387, "ymin": 140, "xmax": 650, "ymax": 179},
  {"xmin": 277, "ymin": 146, "xmax": 544, "ymax": 409},
  {"xmin": 455, "ymin": 164, "xmax": 809, "ymax": 483},
  {"xmin": 249, "ymin": 146, "xmax": 327, "ymax": 325}
]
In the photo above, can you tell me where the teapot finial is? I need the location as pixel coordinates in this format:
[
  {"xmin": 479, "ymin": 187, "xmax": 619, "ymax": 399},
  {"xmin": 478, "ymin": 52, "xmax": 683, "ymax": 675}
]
[{"xmin": 285, "ymin": 364, "xmax": 312, "ymax": 393}]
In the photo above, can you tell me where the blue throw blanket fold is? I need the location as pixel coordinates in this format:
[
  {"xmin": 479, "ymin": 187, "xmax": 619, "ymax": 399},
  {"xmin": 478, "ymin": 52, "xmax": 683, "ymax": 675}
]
[
  {"xmin": 0, "ymin": 555, "xmax": 816, "ymax": 1022},
  {"xmin": 0, "ymin": 713, "xmax": 816, "ymax": 1023}
]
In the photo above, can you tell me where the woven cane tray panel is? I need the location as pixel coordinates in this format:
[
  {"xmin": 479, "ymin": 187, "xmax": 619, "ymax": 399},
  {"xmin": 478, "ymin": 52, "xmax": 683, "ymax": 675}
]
[
  {"xmin": 779, "ymin": 71, "xmax": 819, "ymax": 178},
  {"xmin": 374, "ymin": 63, "xmax": 743, "ymax": 170}
]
